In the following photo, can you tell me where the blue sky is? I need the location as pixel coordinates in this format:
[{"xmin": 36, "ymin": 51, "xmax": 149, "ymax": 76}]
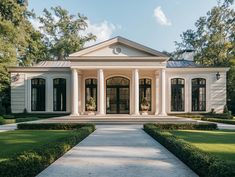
[{"xmin": 28, "ymin": 0, "xmax": 219, "ymax": 52}]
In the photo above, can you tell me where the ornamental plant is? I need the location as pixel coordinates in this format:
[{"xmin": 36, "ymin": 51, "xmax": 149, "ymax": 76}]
[{"xmin": 86, "ymin": 97, "xmax": 96, "ymax": 111}]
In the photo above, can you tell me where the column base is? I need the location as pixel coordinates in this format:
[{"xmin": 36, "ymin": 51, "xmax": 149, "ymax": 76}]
[
  {"xmin": 158, "ymin": 113, "xmax": 167, "ymax": 117},
  {"xmin": 70, "ymin": 113, "xmax": 79, "ymax": 117}
]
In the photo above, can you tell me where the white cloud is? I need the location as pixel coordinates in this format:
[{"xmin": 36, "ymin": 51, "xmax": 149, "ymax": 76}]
[
  {"xmin": 85, "ymin": 20, "xmax": 120, "ymax": 46},
  {"xmin": 154, "ymin": 6, "xmax": 172, "ymax": 26}
]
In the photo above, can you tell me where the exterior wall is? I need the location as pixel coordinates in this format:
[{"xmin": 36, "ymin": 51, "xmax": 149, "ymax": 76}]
[
  {"xmin": 11, "ymin": 73, "xmax": 26, "ymax": 113},
  {"xmin": 11, "ymin": 72, "xmax": 71, "ymax": 113},
  {"xmin": 11, "ymin": 69, "xmax": 227, "ymax": 115},
  {"xmin": 166, "ymin": 70, "xmax": 227, "ymax": 114},
  {"xmin": 210, "ymin": 72, "xmax": 227, "ymax": 113}
]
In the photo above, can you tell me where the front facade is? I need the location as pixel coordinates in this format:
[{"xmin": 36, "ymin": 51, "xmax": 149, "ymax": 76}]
[{"xmin": 9, "ymin": 37, "xmax": 229, "ymax": 116}]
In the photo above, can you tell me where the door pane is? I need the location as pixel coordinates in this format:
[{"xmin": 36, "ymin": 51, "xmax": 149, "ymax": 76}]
[
  {"xmin": 119, "ymin": 88, "xmax": 129, "ymax": 114},
  {"xmin": 106, "ymin": 88, "xmax": 117, "ymax": 114}
]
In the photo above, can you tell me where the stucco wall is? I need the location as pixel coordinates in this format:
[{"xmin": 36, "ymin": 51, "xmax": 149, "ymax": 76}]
[
  {"xmin": 11, "ymin": 72, "xmax": 71, "ymax": 113},
  {"xmin": 11, "ymin": 73, "xmax": 26, "ymax": 113},
  {"xmin": 166, "ymin": 70, "xmax": 227, "ymax": 113}
]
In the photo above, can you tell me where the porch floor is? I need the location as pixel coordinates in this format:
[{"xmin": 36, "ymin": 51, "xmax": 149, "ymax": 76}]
[{"xmin": 34, "ymin": 115, "xmax": 197, "ymax": 125}]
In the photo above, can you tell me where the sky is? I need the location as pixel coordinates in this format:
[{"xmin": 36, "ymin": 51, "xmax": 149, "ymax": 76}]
[{"xmin": 28, "ymin": 0, "xmax": 220, "ymax": 52}]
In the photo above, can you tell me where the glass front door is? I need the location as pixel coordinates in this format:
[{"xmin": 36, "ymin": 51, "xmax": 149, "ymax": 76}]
[{"xmin": 106, "ymin": 77, "xmax": 130, "ymax": 114}]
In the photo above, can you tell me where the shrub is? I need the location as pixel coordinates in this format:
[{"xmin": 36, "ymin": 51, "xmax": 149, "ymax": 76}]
[
  {"xmin": 18, "ymin": 123, "xmax": 95, "ymax": 131},
  {"xmin": 202, "ymin": 118, "xmax": 235, "ymax": 125},
  {"xmin": 16, "ymin": 117, "xmax": 40, "ymax": 123},
  {"xmin": 152, "ymin": 123, "xmax": 217, "ymax": 130},
  {"xmin": 144, "ymin": 124, "xmax": 235, "ymax": 177},
  {"xmin": 0, "ymin": 125, "xmax": 95, "ymax": 177},
  {"xmin": 0, "ymin": 117, "xmax": 16, "ymax": 125}
]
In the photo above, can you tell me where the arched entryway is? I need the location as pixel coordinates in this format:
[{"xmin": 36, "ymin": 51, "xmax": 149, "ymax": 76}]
[{"xmin": 106, "ymin": 76, "xmax": 130, "ymax": 114}]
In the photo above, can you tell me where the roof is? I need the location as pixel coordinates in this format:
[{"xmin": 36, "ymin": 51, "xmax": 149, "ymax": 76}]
[
  {"xmin": 167, "ymin": 60, "xmax": 203, "ymax": 68},
  {"xmin": 33, "ymin": 61, "xmax": 71, "ymax": 67},
  {"xmin": 69, "ymin": 36, "xmax": 168, "ymax": 57}
]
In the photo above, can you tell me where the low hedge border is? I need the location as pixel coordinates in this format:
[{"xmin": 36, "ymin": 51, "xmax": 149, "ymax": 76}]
[
  {"xmin": 153, "ymin": 123, "xmax": 217, "ymax": 130},
  {"xmin": 202, "ymin": 118, "xmax": 235, "ymax": 125},
  {"xmin": 144, "ymin": 124, "xmax": 235, "ymax": 177},
  {"xmin": 17, "ymin": 123, "xmax": 95, "ymax": 130},
  {"xmin": 0, "ymin": 124, "xmax": 95, "ymax": 177}
]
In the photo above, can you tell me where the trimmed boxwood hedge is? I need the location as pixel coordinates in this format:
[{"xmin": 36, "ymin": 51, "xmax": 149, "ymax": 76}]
[
  {"xmin": 153, "ymin": 123, "xmax": 217, "ymax": 130},
  {"xmin": 0, "ymin": 124, "xmax": 95, "ymax": 177},
  {"xmin": 144, "ymin": 124, "xmax": 235, "ymax": 177},
  {"xmin": 202, "ymin": 118, "xmax": 235, "ymax": 125},
  {"xmin": 17, "ymin": 123, "xmax": 95, "ymax": 130}
]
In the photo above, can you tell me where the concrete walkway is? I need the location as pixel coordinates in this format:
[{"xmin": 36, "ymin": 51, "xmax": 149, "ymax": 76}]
[
  {"xmin": 37, "ymin": 125, "xmax": 198, "ymax": 177},
  {"xmin": 0, "ymin": 123, "xmax": 17, "ymax": 132}
]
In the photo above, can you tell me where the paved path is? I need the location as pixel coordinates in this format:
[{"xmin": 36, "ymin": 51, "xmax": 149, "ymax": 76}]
[
  {"xmin": 37, "ymin": 125, "xmax": 198, "ymax": 177},
  {"xmin": 0, "ymin": 124, "xmax": 17, "ymax": 132}
]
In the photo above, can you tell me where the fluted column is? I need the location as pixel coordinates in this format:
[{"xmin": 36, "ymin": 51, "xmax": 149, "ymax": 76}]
[
  {"xmin": 133, "ymin": 69, "xmax": 139, "ymax": 115},
  {"xmin": 97, "ymin": 69, "xmax": 105, "ymax": 115},
  {"xmin": 71, "ymin": 68, "xmax": 79, "ymax": 116},
  {"xmin": 159, "ymin": 68, "xmax": 167, "ymax": 116}
]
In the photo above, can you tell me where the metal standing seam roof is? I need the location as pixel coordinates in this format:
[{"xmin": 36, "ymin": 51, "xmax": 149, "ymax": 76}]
[
  {"xmin": 33, "ymin": 61, "xmax": 71, "ymax": 67},
  {"xmin": 166, "ymin": 60, "xmax": 203, "ymax": 68},
  {"xmin": 32, "ymin": 60, "xmax": 202, "ymax": 68}
]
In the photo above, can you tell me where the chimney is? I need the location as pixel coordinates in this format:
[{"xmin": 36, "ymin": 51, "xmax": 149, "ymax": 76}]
[{"xmin": 180, "ymin": 49, "xmax": 195, "ymax": 61}]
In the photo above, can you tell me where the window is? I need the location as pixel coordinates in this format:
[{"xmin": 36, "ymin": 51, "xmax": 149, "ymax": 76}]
[
  {"xmin": 171, "ymin": 78, "xmax": 185, "ymax": 111},
  {"xmin": 31, "ymin": 78, "xmax": 45, "ymax": 111},
  {"xmin": 139, "ymin": 79, "xmax": 151, "ymax": 111},
  {"xmin": 85, "ymin": 79, "xmax": 97, "ymax": 111},
  {"xmin": 53, "ymin": 78, "xmax": 66, "ymax": 111},
  {"xmin": 192, "ymin": 78, "xmax": 206, "ymax": 111}
]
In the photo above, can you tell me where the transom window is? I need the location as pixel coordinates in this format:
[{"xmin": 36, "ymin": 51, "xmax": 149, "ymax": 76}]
[
  {"xmin": 192, "ymin": 78, "xmax": 206, "ymax": 111},
  {"xmin": 53, "ymin": 78, "xmax": 66, "ymax": 111},
  {"xmin": 85, "ymin": 79, "xmax": 97, "ymax": 111},
  {"xmin": 139, "ymin": 78, "xmax": 152, "ymax": 111},
  {"xmin": 31, "ymin": 78, "xmax": 45, "ymax": 111},
  {"xmin": 171, "ymin": 78, "xmax": 185, "ymax": 111}
]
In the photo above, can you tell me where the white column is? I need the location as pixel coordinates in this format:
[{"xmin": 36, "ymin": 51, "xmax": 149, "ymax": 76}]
[
  {"xmin": 159, "ymin": 68, "xmax": 167, "ymax": 116},
  {"xmin": 71, "ymin": 68, "xmax": 79, "ymax": 116},
  {"xmin": 155, "ymin": 72, "xmax": 159, "ymax": 115},
  {"xmin": 97, "ymin": 69, "xmax": 105, "ymax": 115},
  {"xmin": 133, "ymin": 69, "xmax": 139, "ymax": 115},
  {"xmin": 78, "ymin": 74, "xmax": 82, "ymax": 114}
]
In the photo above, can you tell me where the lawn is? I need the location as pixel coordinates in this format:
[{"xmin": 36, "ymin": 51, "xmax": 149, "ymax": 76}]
[
  {"xmin": 0, "ymin": 130, "xmax": 73, "ymax": 162},
  {"xmin": 171, "ymin": 130, "xmax": 235, "ymax": 164}
]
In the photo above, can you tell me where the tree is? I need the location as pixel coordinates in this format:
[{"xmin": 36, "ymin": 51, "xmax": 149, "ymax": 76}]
[
  {"xmin": 38, "ymin": 6, "xmax": 96, "ymax": 60},
  {"xmin": 175, "ymin": 0, "xmax": 235, "ymax": 113},
  {"xmin": 0, "ymin": 0, "xmax": 46, "ymax": 113}
]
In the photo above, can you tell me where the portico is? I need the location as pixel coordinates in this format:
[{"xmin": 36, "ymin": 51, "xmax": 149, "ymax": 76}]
[{"xmin": 70, "ymin": 68, "xmax": 167, "ymax": 116}]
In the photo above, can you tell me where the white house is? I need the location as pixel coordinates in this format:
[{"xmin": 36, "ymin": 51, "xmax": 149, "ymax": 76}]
[{"xmin": 9, "ymin": 36, "xmax": 229, "ymax": 116}]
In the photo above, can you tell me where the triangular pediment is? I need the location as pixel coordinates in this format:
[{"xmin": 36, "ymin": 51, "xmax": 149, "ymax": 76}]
[{"xmin": 69, "ymin": 36, "xmax": 168, "ymax": 58}]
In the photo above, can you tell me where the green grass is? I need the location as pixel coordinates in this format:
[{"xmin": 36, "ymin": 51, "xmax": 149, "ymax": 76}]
[
  {"xmin": 171, "ymin": 130, "xmax": 235, "ymax": 164},
  {"xmin": 0, "ymin": 130, "xmax": 73, "ymax": 162}
]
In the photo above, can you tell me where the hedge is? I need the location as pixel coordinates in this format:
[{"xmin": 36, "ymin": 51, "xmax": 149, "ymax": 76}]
[
  {"xmin": 17, "ymin": 123, "xmax": 95, "ymax": 130},
  {"xmin": 153, "ymin": 123, "xmax": 217, "ymax": 130},
  {"xmin": 16, "ymin": 117, "xmax": 40, "ymax": 123},
  {"xmin": 174, "ymin": 113, "xmax": 233, "ymax": 119},
  {"xmin": 202, "ymin": 118, "xmax": 235, "ymax": 125},
  {"xmin": 144, "ymin": 124, "xmax": 235, "ymax": 177},
  {"xmin": 0, "ymin": 124, "xmax": 95, "ymax": 177}
]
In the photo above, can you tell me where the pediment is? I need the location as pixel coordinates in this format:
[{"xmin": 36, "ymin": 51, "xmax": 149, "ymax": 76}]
[{"xmin": 69, "ymin": 36, "xmax": 168, "ymax": 58}]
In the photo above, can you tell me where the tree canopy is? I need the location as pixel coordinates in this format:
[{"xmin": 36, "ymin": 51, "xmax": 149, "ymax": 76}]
[
  {"xmin": 38, "ymin": 6, "xmax": 96, "ymax": 60},
  {"xmin": 175, "ymin": 0, "xmax": 234, "ymax": 67}
]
